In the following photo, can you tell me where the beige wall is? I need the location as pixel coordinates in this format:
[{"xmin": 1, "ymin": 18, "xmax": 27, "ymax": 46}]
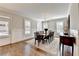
[
  {"xmin": 70, "ymin": 3, "xmax": 79, "ymax": 56},
  {"xmin": 70, "ymin": 4, "xmax": 79, "ymax": 30},
  {"xmin": 0, "ymin": 7, "xmax": 37, "ymax": 46}
]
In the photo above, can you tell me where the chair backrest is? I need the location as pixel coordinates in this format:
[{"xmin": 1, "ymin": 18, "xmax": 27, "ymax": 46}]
[
  {"xmin": 37, "ymin": 35, "xmax": 44, "ymax": 40},
  {"xmin": 39, "ymin": 31, "xmax": 44, "ymax": 34},
  {"xmin": 60, "ymin": 36, "xmax": 76, "ymax": 46},
  {"xmin": 49, "ymin": 32, "xmax": 54, "ymax": 37},
  {"xmin": 34, "ymin": 32, "xmax": 39, "ymax": 38},
  {"xmin": 34, "ymin": 32, "xmax": 44, "ymax": 40}
]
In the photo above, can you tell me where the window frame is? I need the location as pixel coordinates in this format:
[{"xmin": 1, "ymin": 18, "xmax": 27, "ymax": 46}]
[
  {"xmin": 24, "ymin": 19, "xmax": 31, "ymax": 35},
  {"xmin": 0, "ymin": 17, "xmax": 10, "ymax": 38},
  {"xmin": 56, "ymin": 21, "xmax": 64, "ymax": 34}
]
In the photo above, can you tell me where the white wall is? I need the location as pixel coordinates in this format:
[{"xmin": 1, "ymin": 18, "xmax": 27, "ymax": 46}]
[
  {"xmin": 0, "ymin": 7, "xmax": 37, "ymax": 46},
  {"xmin": 42, "ymin": 17, "xmax": 67, "ymax": 31},
  {"xmin": 42, "ymin": 17, "xmax": 67, "ymax": 37}
]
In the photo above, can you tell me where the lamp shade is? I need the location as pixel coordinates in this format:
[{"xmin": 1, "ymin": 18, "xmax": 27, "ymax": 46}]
[{"xmin": 44, "ymin": 28, "xmax": 48, "ymax": 31}]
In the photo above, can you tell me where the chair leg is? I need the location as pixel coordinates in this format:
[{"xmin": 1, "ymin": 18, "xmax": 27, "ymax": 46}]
[
  {"xmin": 38, "ymin": 42, "xmax": 39, "ymax": 46},
  {"xmin": 42, "ymin": 40, "xmax": 44, "ymax": 44},
  {"xmin": 38, "ymin": 40, "xmax": 39, "ymax": 46},
  {"xmin": 45, "ymin": 39, "xmax": 47, "ymax": 43},
  {"xmin": 35, "ymin": 40, "xmax": 36, "ymax": 45},
  {"xmin": 49, "ymin": 37, "xmax": 51, "ymax": 43},
  {"xmin": 38, "ymin": 40, "xmax": 41, "ymax": 46}
]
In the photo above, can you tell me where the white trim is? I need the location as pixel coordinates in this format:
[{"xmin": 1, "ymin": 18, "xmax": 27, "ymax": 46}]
[{"xmin": 0, "ymin": 15, "xmax": 10, "ymax": 19}]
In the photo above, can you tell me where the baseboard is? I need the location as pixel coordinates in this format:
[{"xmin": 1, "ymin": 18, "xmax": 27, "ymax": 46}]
[{"xmin": 0, "ymin": 37, "xmax": 34, "ymax": 47}]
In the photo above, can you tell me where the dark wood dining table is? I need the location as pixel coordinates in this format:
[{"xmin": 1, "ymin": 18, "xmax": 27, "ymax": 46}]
[{"xmin": 34, "ymin": 31, "xmax": 54, "ymax": 46}]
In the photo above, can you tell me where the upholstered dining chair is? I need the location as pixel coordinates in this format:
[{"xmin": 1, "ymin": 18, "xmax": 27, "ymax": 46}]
[
  {"xmin": 34, "ymin": 32, "xmax": 39, "ymax": 45},
  {"xmin": 48, "ymin": 32, "xmax": 54, "ymax": 43},
  {"xmin": 34, "ymin": 32, "xmax": 44, "ymax": 46},
  {"xmin": 44, "ymin": 32, "xmax": 54, "ymax": 44}
]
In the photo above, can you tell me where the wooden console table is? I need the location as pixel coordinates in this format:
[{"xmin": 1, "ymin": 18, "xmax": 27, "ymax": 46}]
[{"xmin": 59, "ymin": 35, "xmax": 76, "ymax": 56}]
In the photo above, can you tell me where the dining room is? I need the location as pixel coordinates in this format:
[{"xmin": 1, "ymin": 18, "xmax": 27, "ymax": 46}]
[{"xmin": 0, "ymin": 3, "xmax": 78, "ymax": 56}]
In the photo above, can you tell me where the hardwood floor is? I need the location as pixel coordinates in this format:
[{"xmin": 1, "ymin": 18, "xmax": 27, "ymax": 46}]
[
  {"xmin": 26, "ymin": 38, "xmax": 78, "ymax": 56},
  {"xmin": 0, "ymin": 41, "xmax": 52, "ymax": 56},
  {"xmin": 0, "ymin": 38, "xmax": 78, "ymax": 56},
  {"xmin": 26, "ymin": 38, "xmax": 59, "ymax": 56}
]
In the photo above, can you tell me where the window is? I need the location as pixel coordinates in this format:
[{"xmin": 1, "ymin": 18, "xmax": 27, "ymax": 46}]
[
  {"xmin": 42, "ymin": 22, "xmax": 48, "ymax": 30},
  {"xmin": 56, "ymin": 22, "xmax": 63, "ymax": 34},
  {"xmin": 25, "ymin": 20, "xmax": 31, "ymax": 34},
  {"xmin": 0, "ymin": 21, "xmax": 9, "ymax": 36}
]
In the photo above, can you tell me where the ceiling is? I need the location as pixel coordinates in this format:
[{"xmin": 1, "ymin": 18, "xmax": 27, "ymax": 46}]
[{"xmin": 0, "ymin": 3, "xmax": 70, "ymax": 21}]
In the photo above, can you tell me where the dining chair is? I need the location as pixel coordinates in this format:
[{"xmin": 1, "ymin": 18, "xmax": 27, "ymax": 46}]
[
  {"xmin": 34, "ymin": 32, "xmax": 44, "ymax": 46},
  {"xmin": 34, "ymin": 32, "xmax": 39, "ymax": 45},
  {"xmin": 44, "ymin": 32, "xmax": 54, "ymax": 44},
  {"xmin": 48, "ymin": 32, "xmax": 54, "ymax": 43}
]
